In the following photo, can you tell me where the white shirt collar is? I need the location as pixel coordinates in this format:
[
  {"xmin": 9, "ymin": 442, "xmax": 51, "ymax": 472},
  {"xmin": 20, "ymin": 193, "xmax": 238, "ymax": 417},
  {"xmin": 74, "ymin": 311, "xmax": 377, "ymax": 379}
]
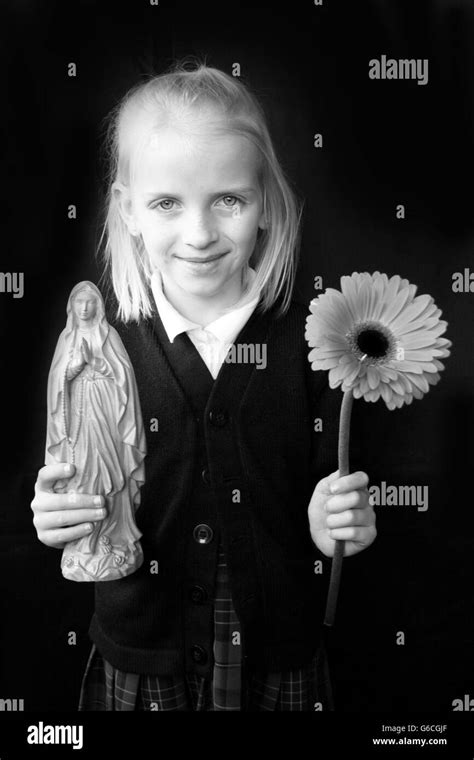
[{"xmin": 150, "ymin": 267, "xmax": 260, "ymax": 345}]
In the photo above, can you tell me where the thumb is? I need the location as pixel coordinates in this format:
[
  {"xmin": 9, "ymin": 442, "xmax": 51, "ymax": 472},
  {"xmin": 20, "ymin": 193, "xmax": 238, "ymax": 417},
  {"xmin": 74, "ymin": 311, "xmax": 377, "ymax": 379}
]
[{"xmin": 315, "ymin": 469, "xmax": 340, "ymax": 494}]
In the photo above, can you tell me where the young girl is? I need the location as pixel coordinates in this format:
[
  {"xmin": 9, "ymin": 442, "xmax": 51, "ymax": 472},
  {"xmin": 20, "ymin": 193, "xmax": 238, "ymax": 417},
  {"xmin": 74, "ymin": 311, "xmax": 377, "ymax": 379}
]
[{"xmin": 31, "ymin": 60, "xmax": 376, "ymax": 711}]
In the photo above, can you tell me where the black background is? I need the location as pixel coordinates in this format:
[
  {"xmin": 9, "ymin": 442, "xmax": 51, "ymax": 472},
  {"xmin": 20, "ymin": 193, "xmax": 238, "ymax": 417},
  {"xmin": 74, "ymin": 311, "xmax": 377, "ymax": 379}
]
[{"xmin": 1, "ymin": 0, "xmax": 473, "ymax": 712}]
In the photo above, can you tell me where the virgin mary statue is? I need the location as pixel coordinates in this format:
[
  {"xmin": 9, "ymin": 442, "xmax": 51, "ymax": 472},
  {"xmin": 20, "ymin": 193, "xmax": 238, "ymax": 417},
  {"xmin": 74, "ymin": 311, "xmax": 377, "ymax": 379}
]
[{"xmin": 46, "ymin": 281, "xmax": 146, "ymax": 581}]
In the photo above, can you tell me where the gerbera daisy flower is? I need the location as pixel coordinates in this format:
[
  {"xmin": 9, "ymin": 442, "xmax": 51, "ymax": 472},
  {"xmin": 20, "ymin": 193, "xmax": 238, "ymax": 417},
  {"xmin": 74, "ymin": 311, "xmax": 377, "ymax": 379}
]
[{"xmin": 305, "ymin": 271, "xmax": 452, "ymax": 410}]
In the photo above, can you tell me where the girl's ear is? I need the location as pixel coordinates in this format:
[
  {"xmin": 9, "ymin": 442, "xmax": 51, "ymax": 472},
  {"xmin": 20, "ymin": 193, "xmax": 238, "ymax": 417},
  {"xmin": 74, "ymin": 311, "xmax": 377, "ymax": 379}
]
[{"xmin": 112, "ymin": 181, "xmax": 140, "ymax": 236}]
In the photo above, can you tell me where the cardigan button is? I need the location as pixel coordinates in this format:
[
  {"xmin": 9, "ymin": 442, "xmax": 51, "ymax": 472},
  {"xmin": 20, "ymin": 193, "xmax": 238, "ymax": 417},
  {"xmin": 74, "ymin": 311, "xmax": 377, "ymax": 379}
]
[
  {"xmin": 193, "ymin": 524, "xmax": 214, "ymax": 544},
  {"xmin": 209, "ymin": 409, "xmax": 228, "ymax": 427},
  {"xmin": 190, "ymin": 644, "xmax": 208, "ymax": 664},
  {"xmin": 189, "ymin": 585, "xmax": 208, "ymax": 604}
]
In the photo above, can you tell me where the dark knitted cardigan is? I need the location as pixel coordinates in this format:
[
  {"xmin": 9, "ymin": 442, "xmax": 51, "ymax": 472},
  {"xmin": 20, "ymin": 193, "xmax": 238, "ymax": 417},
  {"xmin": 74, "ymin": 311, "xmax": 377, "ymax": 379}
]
[{"xmin": 88, "ymin": 293, "xmax": 339, "ymax": 675}]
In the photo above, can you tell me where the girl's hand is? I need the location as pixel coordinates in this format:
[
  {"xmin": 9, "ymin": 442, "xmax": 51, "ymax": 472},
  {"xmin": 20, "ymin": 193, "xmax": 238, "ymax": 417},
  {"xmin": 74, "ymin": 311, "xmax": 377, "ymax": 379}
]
[
  {"xmin": 308, "ymin": 470, "xmax": 376, "ymax": 557},
  {"xmin": 31, "ymin": 463, "xmax": 107, "ymax": 549}
]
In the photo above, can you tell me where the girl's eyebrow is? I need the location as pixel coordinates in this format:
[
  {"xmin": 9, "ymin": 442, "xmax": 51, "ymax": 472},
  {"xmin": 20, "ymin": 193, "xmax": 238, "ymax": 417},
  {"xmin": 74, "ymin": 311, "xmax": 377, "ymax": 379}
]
[{"xmin": 143, "ymin": 187, "xmax": 257, "ymax": 199}]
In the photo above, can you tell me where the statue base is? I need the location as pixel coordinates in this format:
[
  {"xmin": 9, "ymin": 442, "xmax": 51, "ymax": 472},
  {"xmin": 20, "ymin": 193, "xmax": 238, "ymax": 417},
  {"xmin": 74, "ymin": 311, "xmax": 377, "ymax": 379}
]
[{"xmin": 61, "ymin": 534, "xmax": 143, "ymax": 582}]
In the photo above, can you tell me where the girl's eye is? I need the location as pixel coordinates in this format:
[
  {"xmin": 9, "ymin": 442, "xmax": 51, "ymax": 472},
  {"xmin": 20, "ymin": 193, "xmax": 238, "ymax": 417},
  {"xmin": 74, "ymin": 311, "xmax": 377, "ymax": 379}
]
[
  {"xmin": 220, "ymin": 195, "xmax": 241, "ymax": 207},
  {"xmin": 155, "ymin": 199, "xmax": 175, "ymax": 211},
  {"xmin": 152, "ymin": 196, "xmax": 244, "ymax": 211}
]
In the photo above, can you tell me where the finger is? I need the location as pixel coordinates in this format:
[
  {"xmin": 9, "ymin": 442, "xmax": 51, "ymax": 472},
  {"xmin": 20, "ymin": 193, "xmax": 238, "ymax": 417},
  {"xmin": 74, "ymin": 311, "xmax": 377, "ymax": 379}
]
[
  {"xmin": 33, "ymin": 491, "xmax": 104, "ymax": 512},
  {"xmin": 35, "ymin": 463, "xmax": 76, "ymax": 492},
  {"xmin": 327, "ymin": 526, "xmax": 370, "ymax": 542},
  {"xmin": 326, "ymin": 489, "xmax": 369, "ymax": 513},
  {"xmin": 326, "ymin": 508, "xmax": 374, "ymax": 529},
  {"xmin": 329, "ymin": 471, "xmax": 369, "ymax": 494},
  {"xmin": 34, "ymin": 507, "xmax": 107, "ymax": 532},
  {"xmin": 38, "ymin": 522, "xmax": 96, "ymax": 549}
]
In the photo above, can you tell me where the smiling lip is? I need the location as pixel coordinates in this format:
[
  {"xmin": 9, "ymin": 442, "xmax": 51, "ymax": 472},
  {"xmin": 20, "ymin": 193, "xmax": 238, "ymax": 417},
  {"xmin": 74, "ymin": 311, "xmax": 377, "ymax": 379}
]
[{"xmin": 175, "ymin": 252, "xmax": 229, "ymax": 263}]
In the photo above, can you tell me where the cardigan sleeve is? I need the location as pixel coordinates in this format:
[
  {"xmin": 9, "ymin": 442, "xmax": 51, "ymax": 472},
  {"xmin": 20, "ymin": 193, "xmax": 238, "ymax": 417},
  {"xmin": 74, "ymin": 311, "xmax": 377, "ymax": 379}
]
[
  {"xmin": 304, "ymin": 362, "xmax": 340, "ymax": 563},
  {"xmin": 306, "ymin": 365, "xmax": 340, "ymax": 485}
]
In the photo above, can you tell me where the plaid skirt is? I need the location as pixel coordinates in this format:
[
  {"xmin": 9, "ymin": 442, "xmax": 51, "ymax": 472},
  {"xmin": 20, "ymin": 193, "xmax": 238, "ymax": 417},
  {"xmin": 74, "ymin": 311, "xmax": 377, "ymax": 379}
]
[{"xmin": 78, "ymin": 545, "xmax": 333, "ymax": 711}]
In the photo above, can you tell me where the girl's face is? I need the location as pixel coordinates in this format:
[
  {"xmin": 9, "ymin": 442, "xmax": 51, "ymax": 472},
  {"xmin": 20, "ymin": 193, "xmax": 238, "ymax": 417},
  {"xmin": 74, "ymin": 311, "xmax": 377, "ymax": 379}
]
[
  {"xmin": 117, "ymin": 121, "xmax": 266, "ymax": 305},
  {"xmin": 73, "ymin": 292, "xmax": 97, "ymax": 323}
]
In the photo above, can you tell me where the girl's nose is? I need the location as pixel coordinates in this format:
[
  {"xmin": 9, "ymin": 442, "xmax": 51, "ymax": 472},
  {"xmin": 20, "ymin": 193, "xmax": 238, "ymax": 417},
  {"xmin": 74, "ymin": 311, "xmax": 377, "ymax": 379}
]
[{"xmin": 183, "ymin": 212, "xmax": 219, "ymax": 249}]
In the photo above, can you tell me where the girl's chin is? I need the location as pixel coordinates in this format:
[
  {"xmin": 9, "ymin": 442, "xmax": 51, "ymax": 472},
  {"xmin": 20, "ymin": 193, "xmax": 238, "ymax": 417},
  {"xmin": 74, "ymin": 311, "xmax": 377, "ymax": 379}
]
[
  {"xmin": 161, "ymin": 257, "xmax": 246, "ymax": 298},
  {"xmin": 172, "ymin": 262, "xmax": 235, "ymax": 289}
]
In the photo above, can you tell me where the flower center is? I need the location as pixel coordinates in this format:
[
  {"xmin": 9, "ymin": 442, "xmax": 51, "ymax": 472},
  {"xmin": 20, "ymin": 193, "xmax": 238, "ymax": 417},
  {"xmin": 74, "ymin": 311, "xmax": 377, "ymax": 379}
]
[
  {"xmin": 357, "ymin": 329, "xmax": 389, "ymax": 358},
  {"xmin": 346, "ymin": 321, "xmax": 396, "ymax": 365}
]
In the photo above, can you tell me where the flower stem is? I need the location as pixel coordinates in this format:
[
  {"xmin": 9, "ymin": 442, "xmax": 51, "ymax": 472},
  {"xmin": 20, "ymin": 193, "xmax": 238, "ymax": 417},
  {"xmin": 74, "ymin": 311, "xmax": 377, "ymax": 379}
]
[{"xmin": 324, "ymin": 389, "xmax": 353, "ymax": 627}]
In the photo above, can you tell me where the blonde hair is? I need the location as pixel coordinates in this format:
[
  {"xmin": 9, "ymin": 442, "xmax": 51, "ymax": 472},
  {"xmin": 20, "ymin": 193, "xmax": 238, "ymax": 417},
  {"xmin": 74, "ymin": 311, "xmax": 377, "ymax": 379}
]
[{"xmin": 98, "ymin": 58, "xmax": 304, "ymax": 323}]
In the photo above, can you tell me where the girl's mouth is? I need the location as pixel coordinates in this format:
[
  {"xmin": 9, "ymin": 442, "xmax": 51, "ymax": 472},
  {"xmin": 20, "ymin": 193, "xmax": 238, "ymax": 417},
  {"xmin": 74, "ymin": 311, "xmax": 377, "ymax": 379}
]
[{"xmin": 175, "ymin": 251, "xmax": 229, "ymax": 264}]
